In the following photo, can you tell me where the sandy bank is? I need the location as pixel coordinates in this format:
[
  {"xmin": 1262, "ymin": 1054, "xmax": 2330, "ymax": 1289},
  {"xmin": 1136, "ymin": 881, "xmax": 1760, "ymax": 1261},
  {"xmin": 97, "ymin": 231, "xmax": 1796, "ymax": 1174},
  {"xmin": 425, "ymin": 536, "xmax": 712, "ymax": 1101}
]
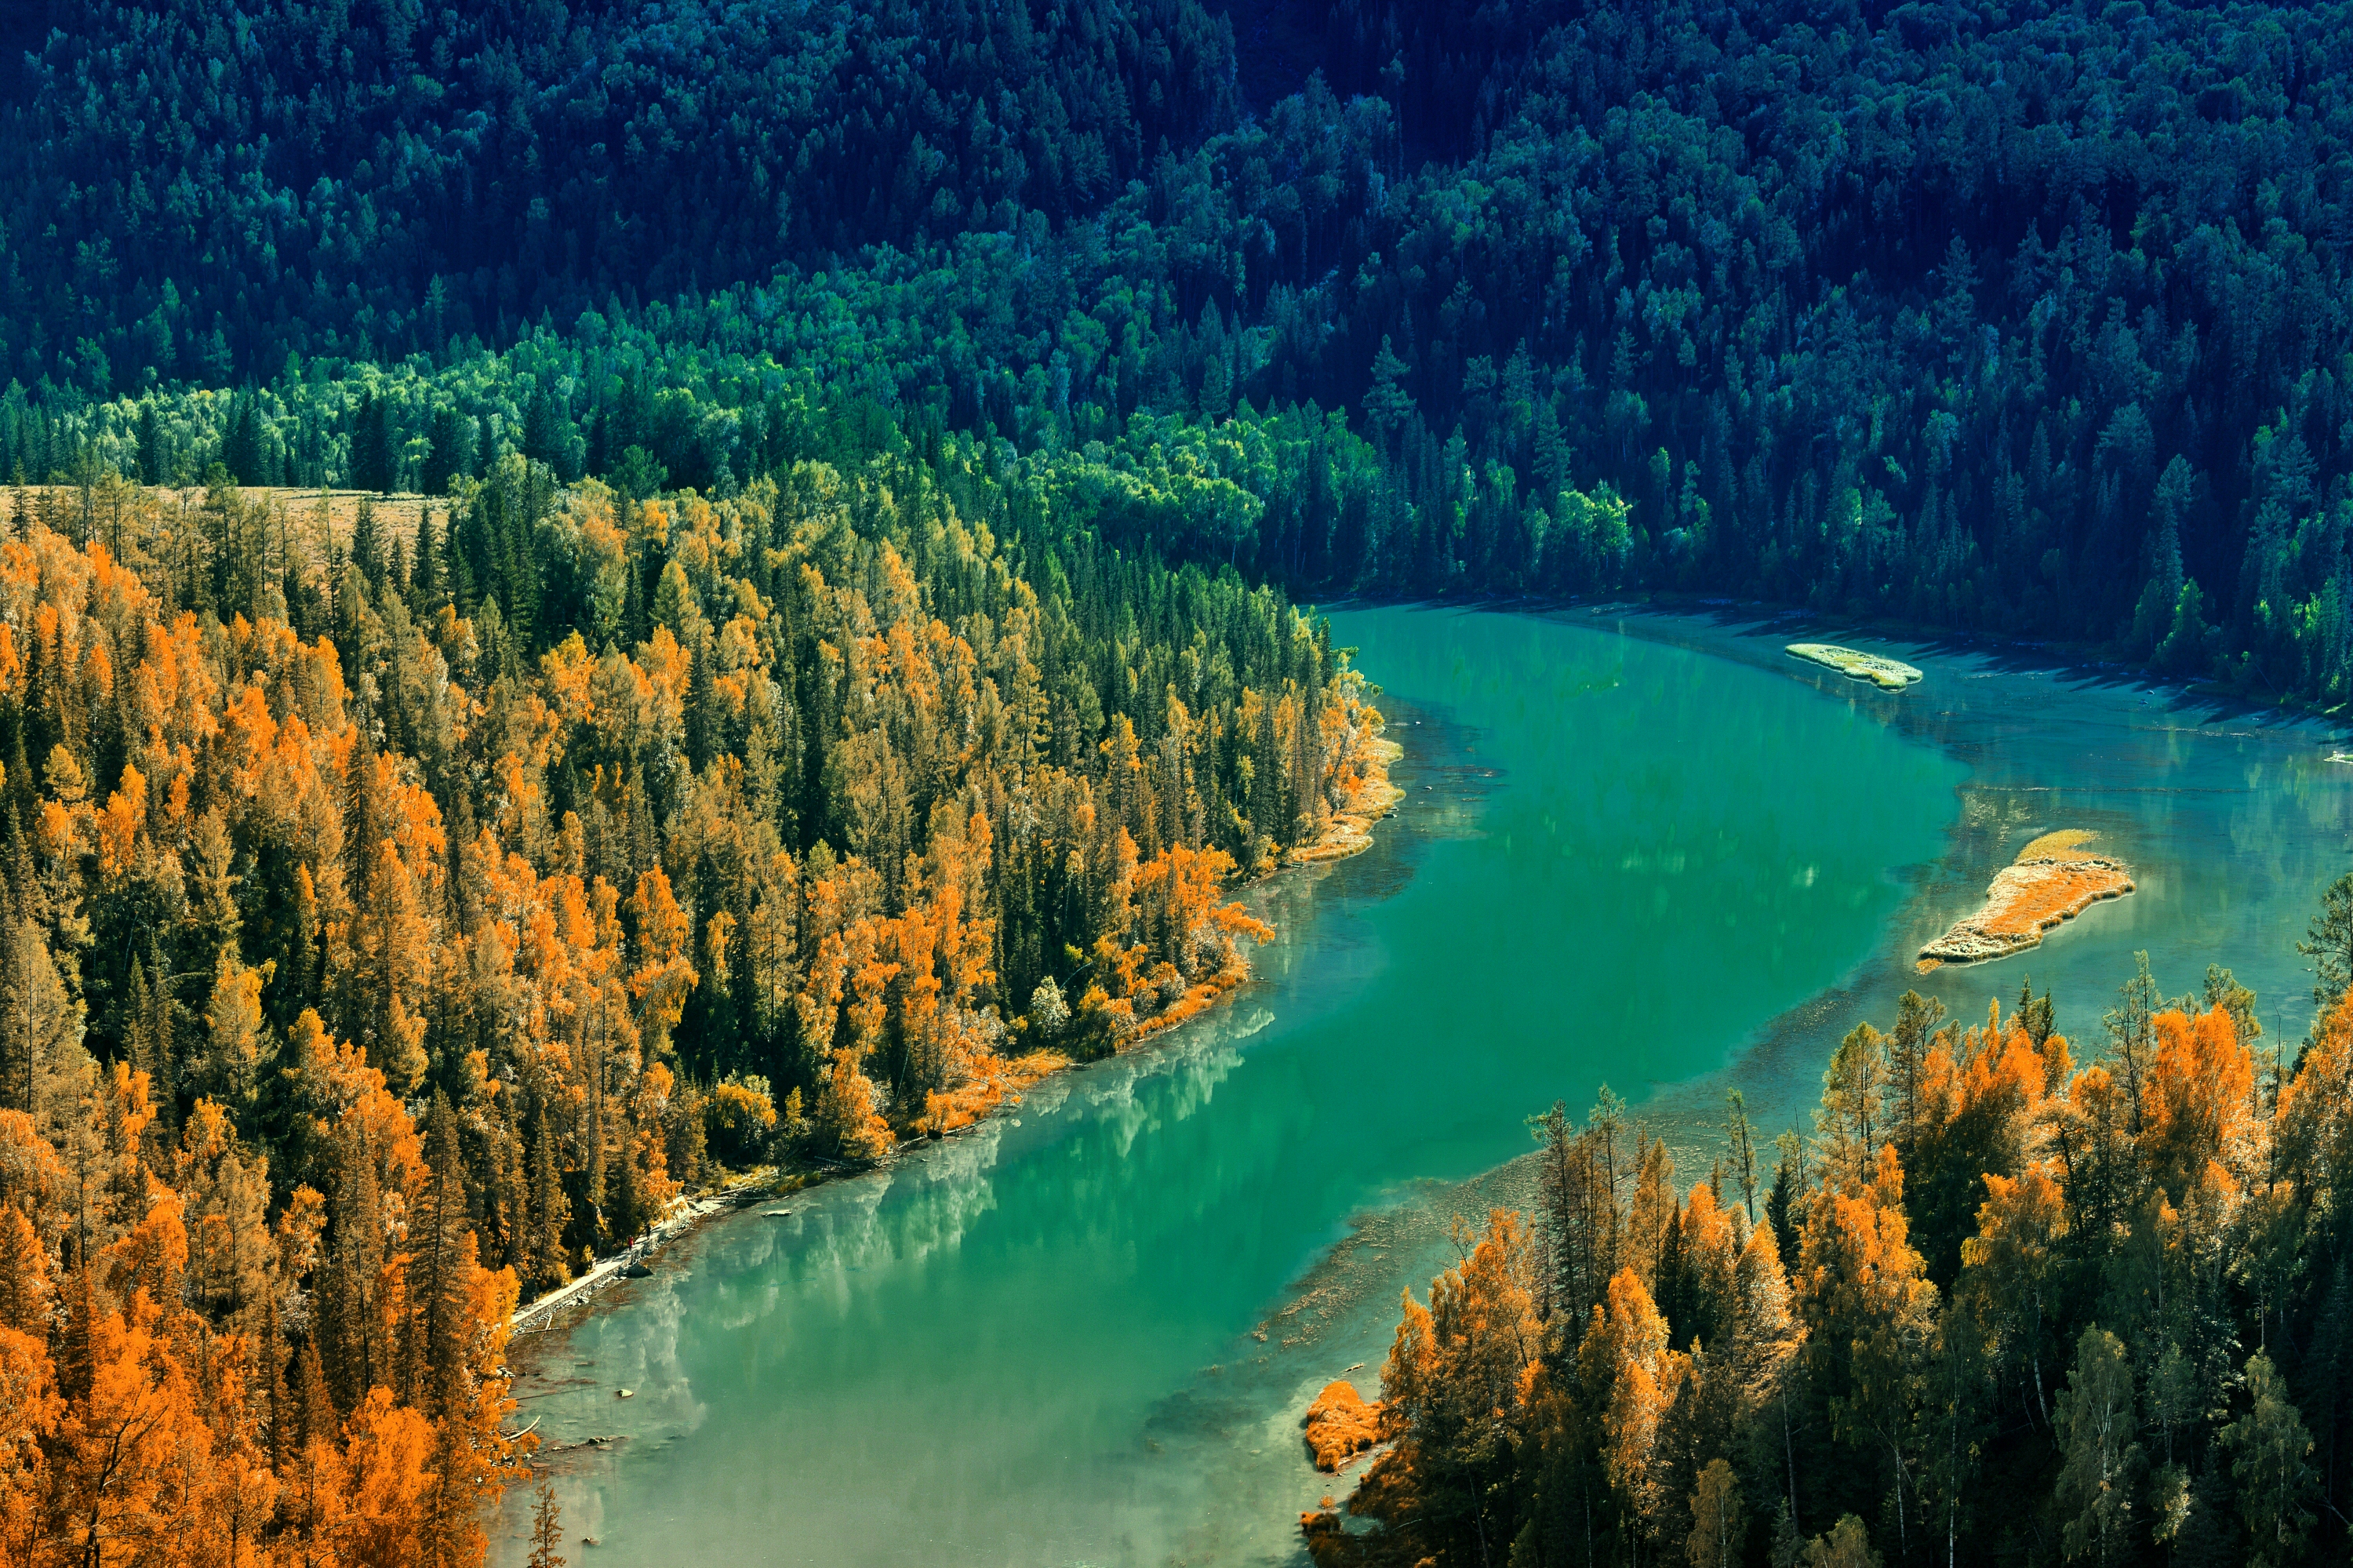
[
  {"xmin": 509, "ymin": 1175, "xmax": 784, "ymax": 1333},
  {"xmin": 1918, "ymin": 832, "xmax": 2134, "ymax": 969},
  {"xmin": 1289, "ymin": 722, "xmax": 1406, "ymax": 867},
  {"xmin": 1787, "ymin": 642, "xmax": 1924, "ymax": 691}
]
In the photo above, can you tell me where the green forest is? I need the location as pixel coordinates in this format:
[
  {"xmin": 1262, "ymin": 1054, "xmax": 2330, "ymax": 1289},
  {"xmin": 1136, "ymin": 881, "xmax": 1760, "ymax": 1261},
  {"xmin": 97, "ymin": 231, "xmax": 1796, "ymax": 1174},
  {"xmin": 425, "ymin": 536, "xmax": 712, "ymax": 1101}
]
[
  {"xmin": 2, "ymin": 0, "xmax": 2351, "ymax": 1564},
  {"xmin": 9, "ymin": 1, "xmax": 2353, "ymax": 698}
]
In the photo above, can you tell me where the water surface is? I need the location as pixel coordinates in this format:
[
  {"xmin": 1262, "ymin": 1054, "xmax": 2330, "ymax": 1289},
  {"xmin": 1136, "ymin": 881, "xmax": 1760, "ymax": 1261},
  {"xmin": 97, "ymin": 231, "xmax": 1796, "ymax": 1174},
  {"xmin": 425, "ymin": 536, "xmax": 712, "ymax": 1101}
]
[{"xmin": 498, "ymin": 606, "xmax": 2345, "ymax": 1566}]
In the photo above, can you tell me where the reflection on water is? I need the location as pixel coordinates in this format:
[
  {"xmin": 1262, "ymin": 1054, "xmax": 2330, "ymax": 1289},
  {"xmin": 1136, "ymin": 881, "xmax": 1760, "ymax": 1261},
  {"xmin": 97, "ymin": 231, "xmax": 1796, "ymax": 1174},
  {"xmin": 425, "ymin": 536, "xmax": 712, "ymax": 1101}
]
[
  {"xmin": 500, "ymin": 606, "xmax": 2344, "ymax": 1567},
  {"xmin": 742, "ymin": 1020, "xmax": 1254, "ymax": 1296}
]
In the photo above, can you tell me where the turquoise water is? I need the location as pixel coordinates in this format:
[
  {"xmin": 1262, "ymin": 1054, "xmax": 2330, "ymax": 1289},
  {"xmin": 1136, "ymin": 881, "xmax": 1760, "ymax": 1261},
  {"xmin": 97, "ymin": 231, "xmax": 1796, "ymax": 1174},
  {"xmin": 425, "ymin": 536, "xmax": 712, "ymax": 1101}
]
[{"xmin": 496, "ymin": 606, "xmax": 2346, "ymax": 1566}]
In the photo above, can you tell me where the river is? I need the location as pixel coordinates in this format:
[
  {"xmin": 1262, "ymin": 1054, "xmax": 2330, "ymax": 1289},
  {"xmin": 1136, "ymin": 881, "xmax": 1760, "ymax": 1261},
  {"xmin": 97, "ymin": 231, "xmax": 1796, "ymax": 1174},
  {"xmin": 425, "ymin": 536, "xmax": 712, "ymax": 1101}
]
[{"xmin": 495, "ymin": 604, "xmax": 2348, "ymax": 1566}]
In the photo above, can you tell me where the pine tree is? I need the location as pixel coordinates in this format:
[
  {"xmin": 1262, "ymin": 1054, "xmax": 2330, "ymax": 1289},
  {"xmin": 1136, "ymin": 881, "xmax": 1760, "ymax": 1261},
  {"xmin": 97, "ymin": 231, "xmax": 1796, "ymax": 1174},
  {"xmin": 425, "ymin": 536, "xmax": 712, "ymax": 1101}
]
[
  {"xmin": 404, "ymin": 1090, "xmax": 472, "ymax": 1414},
  {"xmin": 1723, "ymin": 1089, "xmax": 1759, "ymax": 1221},
  {"xmin": 293, "ymin": 1328, "xmax": 334, "ymax": 1452},
  {"xmin": 1885, "ymin": 990, "xmax": 1946, "ymax": 1162},
  {"xmin": 261, "ymin": 1293, "xmax": 294, "ymax": 1468},
  {"xmin": 352, "ymin": 494, "xmax": 386, "ymax": 591},
  {"xmin": 223, "ymin": 394, "xmax": 267, "ymax": 486},
  {"xmin": 528, "ymin": 1479, "xmax": 567, "ymax": 1568},
  {"xmin": 2102, "ymin": 951, "xmax": 2162, "ymax": 1133},
  {"xmin": 1656, "ymin": 1198, "xmax": 1693, "ymax": 1352},
  {"xmin": 411, "ymin": 502, "xmax": 443, "ymax": 612},
  {"xmin": 1765, "ymin": 1132, "xmax": 1802, "ymax": 1263},
  {"xmin": 320, "ymin": 1117, "xmax": 387, "ymax": 1414},
  {"xmin": 124, "ymin": 951, "xmax": 176, "ymax": 1120},
  {"xmin": 134, "ymin": 400, "xmax": 162, "ymax": 486},
  {"xmin": 611, "ymin": 1126, "xmax": 648, "ymax": 1244},
  {"xmin": 350, "ymin": 393, "xmax": 393, "ymax": 493},
  {"xmin": 2298, "ymin": 872, "xmax": 2353, "ymax": 1017},
  {"xmin": 480, "ymin": 1089, "xmax": 526, "ymax": 1275},
  {"xmin": 1817, "ymin": 1021, "xmax": 1889, "ymax": 1189},
  {"xmin": 527, "ymin": 1097, "xmax": 571, "ymax": 1295},
  {"xmin": 524, "ymin": 384, "xmax": 564, "ymax": 471}
]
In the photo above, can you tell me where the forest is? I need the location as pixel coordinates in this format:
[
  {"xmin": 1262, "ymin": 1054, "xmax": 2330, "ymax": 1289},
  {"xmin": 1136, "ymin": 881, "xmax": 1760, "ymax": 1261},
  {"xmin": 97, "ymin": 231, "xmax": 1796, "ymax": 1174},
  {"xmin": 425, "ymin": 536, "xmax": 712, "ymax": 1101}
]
[
  {"xmin": 8, "ymin": 2, "xmax": 2353, "ymax": 700},
  {"xmin": 1303, "ymin": 931, "xmax": 2353, "ymax": 1568},
  {"xmin": 0, "ymin": 408, "xmax": 1384, "ymax": 1559}
]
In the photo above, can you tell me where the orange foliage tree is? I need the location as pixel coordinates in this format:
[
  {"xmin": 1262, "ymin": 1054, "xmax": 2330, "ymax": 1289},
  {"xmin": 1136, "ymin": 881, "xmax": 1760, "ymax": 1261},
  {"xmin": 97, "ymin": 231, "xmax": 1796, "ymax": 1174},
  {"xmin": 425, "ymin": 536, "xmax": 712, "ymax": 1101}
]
[{"xmin": 1307, "ymin": 944, "xmax": 2353, "ymax": 1567}]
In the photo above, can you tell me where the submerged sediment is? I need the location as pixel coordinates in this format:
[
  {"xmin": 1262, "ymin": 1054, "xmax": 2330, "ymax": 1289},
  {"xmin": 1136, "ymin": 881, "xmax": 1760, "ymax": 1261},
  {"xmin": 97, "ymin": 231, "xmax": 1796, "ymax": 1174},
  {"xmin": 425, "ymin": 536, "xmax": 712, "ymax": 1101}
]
[{"xmin": 1918, "ymin": 832, "xmax": 2134, "ymax": 969}]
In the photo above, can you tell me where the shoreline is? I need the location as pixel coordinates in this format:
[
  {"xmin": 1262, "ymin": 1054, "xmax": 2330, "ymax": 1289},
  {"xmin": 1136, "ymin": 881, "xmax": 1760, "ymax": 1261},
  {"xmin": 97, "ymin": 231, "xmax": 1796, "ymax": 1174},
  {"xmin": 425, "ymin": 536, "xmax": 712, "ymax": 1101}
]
[
  {"xmin": 1125, "ymin": 715, "xmax": 1405, "ymax": 1051},
  {"xmin": 508, "ymin": 1176, "xmax": 785, "ymax": 1333},
  {"xmin": 1330, "ymin": 589, "xmax": 2353, "ymax": 740},
  {"xmin": 505, "ymin": 714, "xmax": 1409, "ymax": 1337},
  {"xmin": 1286, "ymin": 729, "xmax": 1407, "ymax": 866}
]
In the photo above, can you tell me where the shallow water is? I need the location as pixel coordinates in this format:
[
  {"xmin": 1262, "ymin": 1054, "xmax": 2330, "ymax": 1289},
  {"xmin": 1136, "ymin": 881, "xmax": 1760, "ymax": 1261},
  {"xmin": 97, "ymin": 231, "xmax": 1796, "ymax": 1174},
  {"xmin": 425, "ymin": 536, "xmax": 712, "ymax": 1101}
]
[{"xmin": 496, "ymin": 606, "xmax": 2347, "ymax": 1566}]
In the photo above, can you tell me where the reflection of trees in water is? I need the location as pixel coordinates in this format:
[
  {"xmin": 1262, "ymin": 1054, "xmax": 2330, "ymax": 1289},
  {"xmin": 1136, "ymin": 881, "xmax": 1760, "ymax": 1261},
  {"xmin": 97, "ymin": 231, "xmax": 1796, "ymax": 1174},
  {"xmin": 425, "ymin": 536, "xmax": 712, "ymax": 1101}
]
[
  {"xmin": 507, "ymin": 1001, "xmax": 1266, "ymax": 1555},
  {"xmin": 757, "ymin": 1014, "xmax": 1259, "ymax": 1288},
  {"xmin": 582, "ymin": 1271, "xmax": 710, "ymax": 1439}
]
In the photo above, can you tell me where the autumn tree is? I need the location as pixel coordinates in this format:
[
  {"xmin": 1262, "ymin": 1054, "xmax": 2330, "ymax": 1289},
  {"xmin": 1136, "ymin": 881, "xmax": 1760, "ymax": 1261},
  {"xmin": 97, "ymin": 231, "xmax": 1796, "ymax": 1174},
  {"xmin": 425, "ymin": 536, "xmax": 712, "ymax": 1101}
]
[
  {"xmin": 1350, "ymin": 1208, "xmax": 1543, "ymax": 1564},
  {"xmin": 529, "ymin": 1479, "xmax": 567, "ymax": 1568},
  {"xmin": 1794, "ymin": 1146, "xmax": 1936, "ymax": 1556},
  {"xmin": 1686, "ymin": 1458, "xmax": 1742, "ymax": 1568}
]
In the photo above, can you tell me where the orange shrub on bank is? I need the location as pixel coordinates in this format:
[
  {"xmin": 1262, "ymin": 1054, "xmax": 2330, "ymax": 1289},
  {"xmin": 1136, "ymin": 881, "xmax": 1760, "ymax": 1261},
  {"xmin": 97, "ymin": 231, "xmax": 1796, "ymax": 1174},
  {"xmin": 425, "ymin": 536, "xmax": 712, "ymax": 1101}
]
[{"xmin": 1304, "ymin": 1380, "xmax": 1384, "ymax": 1472}]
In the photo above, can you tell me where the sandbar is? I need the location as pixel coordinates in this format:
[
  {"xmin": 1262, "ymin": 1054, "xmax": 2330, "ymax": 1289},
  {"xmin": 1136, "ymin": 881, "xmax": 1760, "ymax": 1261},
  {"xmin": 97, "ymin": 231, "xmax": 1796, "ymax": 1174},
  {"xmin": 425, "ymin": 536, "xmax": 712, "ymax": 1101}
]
[
  {"xmin": 1787, "ymin": 642, "xmax": 1923, "ymax": 691},
  {"xmin": 1918, "ymin": 831, "xmax": 2133, "ymax": 970}
]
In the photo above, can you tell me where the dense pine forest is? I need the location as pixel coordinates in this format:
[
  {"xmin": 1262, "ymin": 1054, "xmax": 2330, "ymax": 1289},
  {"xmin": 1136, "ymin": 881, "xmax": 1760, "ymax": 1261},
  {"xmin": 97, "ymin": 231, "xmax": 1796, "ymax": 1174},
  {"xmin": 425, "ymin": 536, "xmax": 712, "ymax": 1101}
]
[
  {"xmin": 1, "ymin": 0, "xmax": 2351, "ymax": 1564},
  {"xmin": 1304, "ymin": 937, "xmax": 2353, "ymax": 1568},
  {"xmin": 8, "ymin": 2, "xmax": 2353, "ymax": 695}
]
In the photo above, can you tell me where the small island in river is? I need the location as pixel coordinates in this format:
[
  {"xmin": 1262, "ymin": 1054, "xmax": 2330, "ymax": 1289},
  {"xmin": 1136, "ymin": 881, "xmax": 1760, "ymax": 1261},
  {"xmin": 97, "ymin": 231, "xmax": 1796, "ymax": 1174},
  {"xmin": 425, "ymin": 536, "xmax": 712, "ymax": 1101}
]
[
  {"xmin": 1917, "ymin": 828, "xmax": 2135, "ymax": 970},
  {"xmin": 1787, "ymin": 642, "xmax": 1924, "ymax": 690}
]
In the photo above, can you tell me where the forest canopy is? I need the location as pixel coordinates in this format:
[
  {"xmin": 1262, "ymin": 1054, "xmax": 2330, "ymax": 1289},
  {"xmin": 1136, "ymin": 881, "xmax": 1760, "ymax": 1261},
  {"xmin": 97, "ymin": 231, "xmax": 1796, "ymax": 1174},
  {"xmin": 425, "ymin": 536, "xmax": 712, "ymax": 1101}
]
[{"xmin": 8, "ymin": 1, "xmax": 2353, "ymax": 701}]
